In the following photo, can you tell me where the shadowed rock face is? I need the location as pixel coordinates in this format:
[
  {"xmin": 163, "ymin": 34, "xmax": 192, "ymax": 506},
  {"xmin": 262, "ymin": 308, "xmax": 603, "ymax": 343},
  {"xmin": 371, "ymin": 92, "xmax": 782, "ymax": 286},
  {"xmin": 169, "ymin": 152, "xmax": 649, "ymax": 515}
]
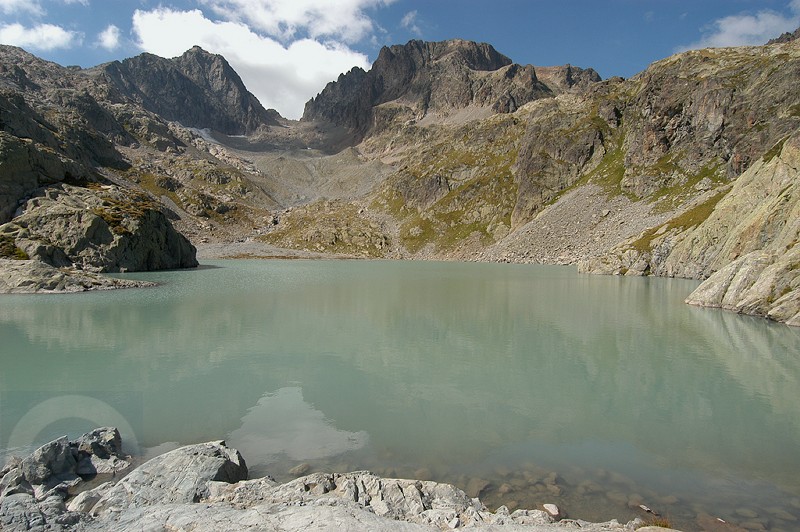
[
  {"xmin": 302, "ymin": 39, "xmax": 574, "ymax": 138},
  {"xmin": 88, "ymin": 46, "xmax": 281, "ymax": 135}
]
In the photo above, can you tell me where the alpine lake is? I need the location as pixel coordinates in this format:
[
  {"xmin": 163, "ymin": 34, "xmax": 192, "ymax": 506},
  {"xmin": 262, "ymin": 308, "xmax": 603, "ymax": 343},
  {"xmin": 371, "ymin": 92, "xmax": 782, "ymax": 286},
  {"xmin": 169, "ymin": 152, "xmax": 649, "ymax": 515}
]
[{"xmin": 2, "ymin": 259, "xmax": 799, "ymax": 531}]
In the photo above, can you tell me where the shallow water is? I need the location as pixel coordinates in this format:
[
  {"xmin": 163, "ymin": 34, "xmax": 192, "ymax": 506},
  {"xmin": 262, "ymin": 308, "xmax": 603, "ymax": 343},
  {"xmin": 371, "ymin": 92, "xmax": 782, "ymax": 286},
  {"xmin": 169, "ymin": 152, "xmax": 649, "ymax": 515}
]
[{"xmin": 1, "ymin": 259, "xmax": 799, "ymax": 530}]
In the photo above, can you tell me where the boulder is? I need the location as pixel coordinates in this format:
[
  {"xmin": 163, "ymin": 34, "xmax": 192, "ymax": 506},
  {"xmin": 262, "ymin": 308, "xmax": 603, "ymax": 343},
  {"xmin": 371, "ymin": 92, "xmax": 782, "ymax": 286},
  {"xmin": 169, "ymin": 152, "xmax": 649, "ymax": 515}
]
[
  {"xmin": 0, "ymin": 429, "xmax": 130, "ymax": 531},
  {"xmin": 89, "ymin": 441, "xmax": 247, "ymax": 515},
  {"xmin": 73, "ymin": 428, "xmax": 130, "ymax": 475},
  {"xmin": 19, "ymin": 437, "xmax": 77, "ymax": 488}
]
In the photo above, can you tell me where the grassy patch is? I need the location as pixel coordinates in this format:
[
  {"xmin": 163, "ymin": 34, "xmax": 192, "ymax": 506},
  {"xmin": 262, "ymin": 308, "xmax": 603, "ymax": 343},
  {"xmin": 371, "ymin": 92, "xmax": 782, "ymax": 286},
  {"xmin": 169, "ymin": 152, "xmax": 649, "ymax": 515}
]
[
  {"xmin": 636, "ymin": 515, "xmax": 673, "ymax": 529},
  {"xmin": 630, "ymin": 190, "xmax": 729, "ymax": 253},
  {"xmin": 0, "ymin": 235, "xmax": 29, "ymax": 260},
  {"xmin": 649, "ymin": 160, "xmax": 725, "ymax": 213},
  {"xmin": 571, "ymin": 133, "xmax": 631, "ymax": 200},
  {"xmin": 136, "ymin": 172, "xmax": 183, "ymax": 207},
  {"xmin": 399, "ymin": 216, "xmax": 437, "ymax": 254},
  {"xmin": 92, "ymin": 193, "xmax": 159, "ymax": 235},
  {"xmin": 371, "ymin": 112, "xmax": 522, "ymax": 254},
  {"xmin": 763, "ymin": 136, "xmax": 789, "ymax": 164},
  {"xmin": 260, "ymin": 201, "xmax": 389, "ymax": 257}
]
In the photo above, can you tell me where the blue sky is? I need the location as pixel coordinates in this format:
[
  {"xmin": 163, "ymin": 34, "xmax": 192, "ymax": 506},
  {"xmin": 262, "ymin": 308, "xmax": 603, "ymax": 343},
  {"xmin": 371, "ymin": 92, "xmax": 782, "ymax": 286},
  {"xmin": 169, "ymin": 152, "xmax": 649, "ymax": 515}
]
[{"xmin": 1, "ymin": 0, "xmax": 799, "ymax": 118}]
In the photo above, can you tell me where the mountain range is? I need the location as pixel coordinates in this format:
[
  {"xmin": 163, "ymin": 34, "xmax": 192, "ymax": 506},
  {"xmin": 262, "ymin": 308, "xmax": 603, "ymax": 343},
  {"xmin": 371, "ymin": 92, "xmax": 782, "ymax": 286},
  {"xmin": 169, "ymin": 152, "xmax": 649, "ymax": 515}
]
[{"xmin": 0, "ymin": 36, "xmax": 797, "ymax": 325}]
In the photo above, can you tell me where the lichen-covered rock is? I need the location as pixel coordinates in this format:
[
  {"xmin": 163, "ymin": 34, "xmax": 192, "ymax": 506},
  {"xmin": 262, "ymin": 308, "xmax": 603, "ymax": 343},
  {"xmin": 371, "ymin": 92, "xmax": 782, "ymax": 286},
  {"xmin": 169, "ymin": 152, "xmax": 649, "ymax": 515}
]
[{"xmin": 0, "ymin": 183, "xmax": 197, "ymax": 272}]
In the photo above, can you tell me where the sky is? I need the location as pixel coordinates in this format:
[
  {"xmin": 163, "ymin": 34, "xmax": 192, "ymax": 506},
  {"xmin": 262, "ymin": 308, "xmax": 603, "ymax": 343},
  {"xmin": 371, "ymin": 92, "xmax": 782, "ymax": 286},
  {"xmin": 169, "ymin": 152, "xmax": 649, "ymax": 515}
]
[{"xmin": 1, "ymin": 1, "xmax": 799, "ymax": 119}]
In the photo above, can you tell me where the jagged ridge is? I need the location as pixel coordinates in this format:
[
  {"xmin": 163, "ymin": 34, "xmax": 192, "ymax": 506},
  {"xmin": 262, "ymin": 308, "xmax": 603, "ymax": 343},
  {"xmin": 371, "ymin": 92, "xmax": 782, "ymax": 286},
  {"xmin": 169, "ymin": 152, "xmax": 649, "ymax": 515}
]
[{"xmin": 302, "ymin": 39, "xmax": 599, "ymax": 139}]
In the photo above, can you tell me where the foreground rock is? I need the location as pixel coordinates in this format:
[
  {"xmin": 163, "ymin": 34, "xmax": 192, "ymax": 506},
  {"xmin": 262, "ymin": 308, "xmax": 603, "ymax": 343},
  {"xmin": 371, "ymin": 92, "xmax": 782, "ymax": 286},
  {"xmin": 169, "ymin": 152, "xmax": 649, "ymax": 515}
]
[
  {"xmin": 0, "ymin": 428, "xmax": 129, "ymax": 531},
  {"xmin": 0, "ymin": 259, "xmax": 156, "ymax": 293},
  {"xmin": 0, "ymin": 430, "xmax": 669, "ymax": 531}
]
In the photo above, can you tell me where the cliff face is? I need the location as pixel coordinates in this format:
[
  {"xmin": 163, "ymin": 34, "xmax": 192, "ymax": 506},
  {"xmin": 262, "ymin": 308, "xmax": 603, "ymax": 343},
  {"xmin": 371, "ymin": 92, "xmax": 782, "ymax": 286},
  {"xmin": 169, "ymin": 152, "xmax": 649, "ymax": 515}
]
[
  {"xmin": 570, "ymin": 42, "xmax": 800, "ymax": 324},
  {"xmin": 581, "ymin": 131, "xmax": 800, "ymax": 325},
  {"xmin": 89, "ymin": 46, "xmax": 281, "ymax": 135},
  {"xmin": 302, "ymin": 39, "xmax": 586, "ymax": 139},
  {"xmin": 618, "ymin": 45, "xmax": 800, "ymax": 197}
]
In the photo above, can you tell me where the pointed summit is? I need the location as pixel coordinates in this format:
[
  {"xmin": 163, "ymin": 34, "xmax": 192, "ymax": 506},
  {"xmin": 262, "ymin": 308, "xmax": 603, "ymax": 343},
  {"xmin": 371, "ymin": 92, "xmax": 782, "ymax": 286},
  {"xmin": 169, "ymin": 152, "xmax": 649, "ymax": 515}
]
[{"xmin": 88, "ymin": 47, "xmax": 281, "ymax": 135}]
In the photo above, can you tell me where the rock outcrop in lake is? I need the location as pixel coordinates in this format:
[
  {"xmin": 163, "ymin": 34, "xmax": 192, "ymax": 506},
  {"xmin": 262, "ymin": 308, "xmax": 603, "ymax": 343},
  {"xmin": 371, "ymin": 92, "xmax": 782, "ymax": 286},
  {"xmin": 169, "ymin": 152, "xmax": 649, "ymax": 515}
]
[
  {"xmin": 0, "ymin": 430, "xmax": 666, "ymax": 531},
  {"xmin": 0, "ymin": 259, "xmax": 156, "ymax": 293},
  {"xmin": 0, "ymin": 183, "xmax": 197, "ymax": 272}
]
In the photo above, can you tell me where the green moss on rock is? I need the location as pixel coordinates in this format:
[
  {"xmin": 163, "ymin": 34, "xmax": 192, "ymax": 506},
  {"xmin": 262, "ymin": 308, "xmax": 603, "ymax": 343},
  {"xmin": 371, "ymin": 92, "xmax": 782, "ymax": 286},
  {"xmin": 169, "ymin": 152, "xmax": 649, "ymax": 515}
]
[{"xmin": 0, "ymin": 235, "xmax": 29, "ymax": 260}]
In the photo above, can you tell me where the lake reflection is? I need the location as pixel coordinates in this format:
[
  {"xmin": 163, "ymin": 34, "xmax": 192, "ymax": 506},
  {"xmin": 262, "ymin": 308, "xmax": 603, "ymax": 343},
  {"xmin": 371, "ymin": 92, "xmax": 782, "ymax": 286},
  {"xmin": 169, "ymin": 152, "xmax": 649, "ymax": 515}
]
[{"xmin": 1, "ymin": 260, "xmax": 799, "ymax": 530}]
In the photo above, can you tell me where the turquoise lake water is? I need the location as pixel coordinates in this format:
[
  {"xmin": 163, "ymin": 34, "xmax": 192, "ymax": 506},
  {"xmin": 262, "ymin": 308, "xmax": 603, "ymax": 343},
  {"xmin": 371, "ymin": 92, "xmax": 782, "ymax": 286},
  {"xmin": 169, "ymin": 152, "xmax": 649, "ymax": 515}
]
[{"xmin": 1, "ymin": 259, "xmax": 799, "ymax": 530}]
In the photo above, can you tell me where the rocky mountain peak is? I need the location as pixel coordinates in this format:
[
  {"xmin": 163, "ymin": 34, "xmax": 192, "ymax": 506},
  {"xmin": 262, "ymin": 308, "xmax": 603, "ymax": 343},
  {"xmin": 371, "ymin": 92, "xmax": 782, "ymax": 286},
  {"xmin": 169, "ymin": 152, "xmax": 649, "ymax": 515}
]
[
  {"xmin": 87, "ymin": 47, "xmax": 281, "ymax": 135},
  {"xmin": 302, "ymin": 39, "xmax": 567, "ymax": 141},
  {"xmin": 767, "ymin": 26, "xmax": 800, "ymax": 44},
  {"xmin": 0, "ymin": 45, "xmax": 82, "ymax": 92},
  {"xmin": 374, "ymin": 39, "xmax": 513, "ymax": 73},
  {"xmin": 534, "ymin": 64, "xmax": 602, "ymax": 93}
]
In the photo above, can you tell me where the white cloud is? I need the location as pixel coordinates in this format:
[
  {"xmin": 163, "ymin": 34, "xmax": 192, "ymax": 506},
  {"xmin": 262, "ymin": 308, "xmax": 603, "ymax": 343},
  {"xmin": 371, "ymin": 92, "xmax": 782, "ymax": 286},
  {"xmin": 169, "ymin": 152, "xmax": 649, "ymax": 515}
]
[
  {"xmin": 63, "ymin": 0, "xmax": 89, "ymax": 5},
  {"xmin": 0, "ymin": 22, "xmax": 81, "ymax": 50},
  {"xmin": 678, "ymin": 1, "xmax": 800, "ymax": 51},
  {"xmin": 96, "ymin": 24, "xmax": 120, "ymax": 51},
  {"xmin": 0, "ymin": 0, "xmax": 44, "ymax": 16},
  {"xmin": 400, "ymin": 10, "xmax": 421, "ymax": 36},
  {"xmin": 199, "ymin": 0, "xmax": 393, "ymax": 43},
  {"xmin": 132, "ymin": 7, "xmax": 371, "ymax": 119}
]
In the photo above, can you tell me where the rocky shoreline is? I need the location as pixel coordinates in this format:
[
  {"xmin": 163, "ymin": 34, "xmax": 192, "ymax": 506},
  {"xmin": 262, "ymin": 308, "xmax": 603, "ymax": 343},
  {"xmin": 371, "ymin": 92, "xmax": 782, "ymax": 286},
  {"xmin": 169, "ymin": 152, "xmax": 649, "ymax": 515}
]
[
  {"xmin": 0, "ymin": 259, "xmax": 156, "ymax": 293},
  {"xmin": 0, "ymin": 429, "xmax": 678, "ymax": 531}
]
